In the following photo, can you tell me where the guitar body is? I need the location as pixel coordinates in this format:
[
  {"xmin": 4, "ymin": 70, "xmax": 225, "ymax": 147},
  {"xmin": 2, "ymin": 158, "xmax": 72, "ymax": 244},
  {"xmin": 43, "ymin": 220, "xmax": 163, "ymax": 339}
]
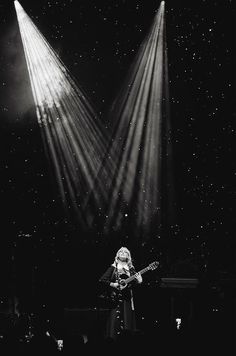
[{"xmin": 118, "ymin": 273, "xmax": 130, "ymax": 287}]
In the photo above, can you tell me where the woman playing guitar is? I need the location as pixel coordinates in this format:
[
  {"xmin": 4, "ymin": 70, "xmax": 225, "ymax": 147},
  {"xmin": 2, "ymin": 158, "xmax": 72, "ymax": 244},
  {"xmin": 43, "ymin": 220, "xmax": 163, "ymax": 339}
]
[{"xmin": 99, "ymin": 247, "xmax": 143, "ymax": 340}]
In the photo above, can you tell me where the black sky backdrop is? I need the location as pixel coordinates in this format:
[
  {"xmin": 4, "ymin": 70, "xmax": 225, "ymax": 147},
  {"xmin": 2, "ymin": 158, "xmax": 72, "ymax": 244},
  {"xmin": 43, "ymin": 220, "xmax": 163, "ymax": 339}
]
[{"xmin": 0, "ymin": 0, "xmax": 234, "ymax": 310}]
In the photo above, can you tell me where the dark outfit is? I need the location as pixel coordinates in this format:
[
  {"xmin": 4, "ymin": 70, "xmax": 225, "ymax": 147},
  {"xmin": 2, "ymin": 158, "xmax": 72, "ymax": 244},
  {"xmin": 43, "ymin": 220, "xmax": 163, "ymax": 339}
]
[{"xmin": 99, "ymin": 265, "xmax": 139, "ymax": 340}]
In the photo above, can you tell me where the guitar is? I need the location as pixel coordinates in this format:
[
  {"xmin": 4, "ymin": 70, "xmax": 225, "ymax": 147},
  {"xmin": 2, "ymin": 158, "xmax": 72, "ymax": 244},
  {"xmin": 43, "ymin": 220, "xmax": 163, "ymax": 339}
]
[{"xmin": 109, "ymin": 261, "xmax": 159, "ymax": 306}]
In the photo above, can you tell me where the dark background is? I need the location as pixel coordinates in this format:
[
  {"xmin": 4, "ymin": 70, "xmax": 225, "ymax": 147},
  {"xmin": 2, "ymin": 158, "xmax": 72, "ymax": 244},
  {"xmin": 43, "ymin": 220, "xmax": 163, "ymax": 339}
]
[{"xmin": 0, "ymin": 0, "xmax": 235, "ymax": 341}]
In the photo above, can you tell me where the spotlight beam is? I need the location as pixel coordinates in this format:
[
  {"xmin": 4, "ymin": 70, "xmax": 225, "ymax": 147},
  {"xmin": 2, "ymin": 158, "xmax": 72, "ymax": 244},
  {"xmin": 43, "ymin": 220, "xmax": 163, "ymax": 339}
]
[
  {"xmin": 14, "ymin": 0, "xmax": 108, "ymax": 227},
  {"xmin": 89, "ymin": 2, "xmax": 173, "ymax": 239}
]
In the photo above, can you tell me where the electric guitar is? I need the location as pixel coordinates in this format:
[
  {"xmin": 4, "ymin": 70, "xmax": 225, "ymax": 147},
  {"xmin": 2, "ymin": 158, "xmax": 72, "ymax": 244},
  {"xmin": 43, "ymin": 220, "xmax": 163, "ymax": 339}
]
[{"xmin": 109, "ymin": 261, "xmax": 159, "ymax": 306}]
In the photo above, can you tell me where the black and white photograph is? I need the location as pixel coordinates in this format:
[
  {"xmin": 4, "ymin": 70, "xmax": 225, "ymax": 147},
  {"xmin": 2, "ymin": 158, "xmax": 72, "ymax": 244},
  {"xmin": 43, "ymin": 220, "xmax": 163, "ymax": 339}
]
[{"xmin": 0, "ymin": 0, "xmax": 234, "ymax": 354}]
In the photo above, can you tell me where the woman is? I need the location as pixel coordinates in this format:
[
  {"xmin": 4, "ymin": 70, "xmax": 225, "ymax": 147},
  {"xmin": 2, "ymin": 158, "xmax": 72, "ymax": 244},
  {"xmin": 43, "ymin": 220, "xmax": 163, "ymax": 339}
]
[{"xmin": 99, "ymin": 247, "xmax": 142, "ymax": 340}]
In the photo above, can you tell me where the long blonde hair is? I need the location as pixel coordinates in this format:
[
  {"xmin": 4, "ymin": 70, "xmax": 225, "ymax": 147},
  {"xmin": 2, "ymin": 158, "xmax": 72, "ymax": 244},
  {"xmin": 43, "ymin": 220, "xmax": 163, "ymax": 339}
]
[{"xmin": 112, "ymin": 247, "xmax": 134, "ymax": 268}]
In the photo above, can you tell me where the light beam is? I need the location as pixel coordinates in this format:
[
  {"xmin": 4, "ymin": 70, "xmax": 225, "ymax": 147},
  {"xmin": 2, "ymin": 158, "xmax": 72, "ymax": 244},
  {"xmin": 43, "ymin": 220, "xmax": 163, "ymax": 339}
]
[
  {"xmin": 14, "ymin": 0, "xmax": 108, "ymax": 228},
  {"xmin": 89, "ymin": 1, "xmax": 174, "ymax": 241}
]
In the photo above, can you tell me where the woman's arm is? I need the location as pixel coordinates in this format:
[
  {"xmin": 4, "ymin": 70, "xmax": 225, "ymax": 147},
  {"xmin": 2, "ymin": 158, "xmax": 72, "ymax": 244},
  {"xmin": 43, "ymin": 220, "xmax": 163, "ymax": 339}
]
[
  {"xmin": 99, "ymin": 266, "xmax": 121, "ymax": 289},
  {"xmin": 99, "ymin": 266, "xmax": 115, "ymax": 285},
  {"xmin": 130, "ymin": 267, "xmax": 143, "ymax": 284}
]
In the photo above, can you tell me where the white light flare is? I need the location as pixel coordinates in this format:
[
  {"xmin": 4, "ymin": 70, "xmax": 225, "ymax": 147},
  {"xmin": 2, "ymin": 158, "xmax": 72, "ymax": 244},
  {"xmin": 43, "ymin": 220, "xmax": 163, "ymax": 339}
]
[{"xmin": 176, "ymin": 318, "xmax": 181, "ymax": 330}]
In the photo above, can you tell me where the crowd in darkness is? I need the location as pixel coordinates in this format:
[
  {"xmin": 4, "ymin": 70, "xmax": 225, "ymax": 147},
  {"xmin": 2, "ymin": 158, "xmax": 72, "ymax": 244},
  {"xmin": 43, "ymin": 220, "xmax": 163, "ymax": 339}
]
[{"xmin": 0, "ymin": 324, "xmax": 233, "ymax": 356}]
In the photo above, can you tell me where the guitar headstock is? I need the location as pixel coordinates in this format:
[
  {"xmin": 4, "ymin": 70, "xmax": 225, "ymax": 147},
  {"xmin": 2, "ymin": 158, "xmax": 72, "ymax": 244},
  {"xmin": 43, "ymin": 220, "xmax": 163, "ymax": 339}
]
[{"xmin": 148, "ymin": 261, "xmax": 159, "ymax": 270}]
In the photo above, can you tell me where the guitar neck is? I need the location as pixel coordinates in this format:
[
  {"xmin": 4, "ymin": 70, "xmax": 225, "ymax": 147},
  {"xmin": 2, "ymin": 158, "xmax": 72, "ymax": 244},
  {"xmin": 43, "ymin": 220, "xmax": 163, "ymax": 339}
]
[{"xmin": 124, "ymin": 265, "xmax": 151, "ymax": 284}]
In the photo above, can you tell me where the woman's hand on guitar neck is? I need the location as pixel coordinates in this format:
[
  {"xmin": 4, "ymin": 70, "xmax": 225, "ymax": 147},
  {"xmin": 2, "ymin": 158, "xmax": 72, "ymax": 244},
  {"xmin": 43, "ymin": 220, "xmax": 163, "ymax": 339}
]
[{"xmin": 134, "ymin": 272, "xmax": 143, "ymax": 284}]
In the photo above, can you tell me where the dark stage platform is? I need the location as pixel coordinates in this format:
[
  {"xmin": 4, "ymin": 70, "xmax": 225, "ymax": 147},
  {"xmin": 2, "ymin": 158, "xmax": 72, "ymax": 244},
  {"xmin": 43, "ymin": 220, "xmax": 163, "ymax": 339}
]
[
  {"xmin": 0, "ymin": 277, "xmax": 235, "ymax": 354},
  {"xmin": 63, "ymin": 279, "xmax": 235, "ymax": 355}
]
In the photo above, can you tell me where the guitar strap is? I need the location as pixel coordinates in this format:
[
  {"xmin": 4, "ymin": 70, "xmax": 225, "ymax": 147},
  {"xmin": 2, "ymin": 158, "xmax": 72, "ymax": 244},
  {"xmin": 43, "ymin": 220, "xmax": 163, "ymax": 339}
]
[{"xmin": 130, "ymin": 289, "xmax": 134, "ymax": 311}]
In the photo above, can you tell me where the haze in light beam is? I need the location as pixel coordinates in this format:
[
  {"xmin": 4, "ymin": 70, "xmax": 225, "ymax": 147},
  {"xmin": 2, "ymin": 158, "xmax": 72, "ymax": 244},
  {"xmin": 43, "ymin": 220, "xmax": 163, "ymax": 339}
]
[
  {"xmin": 90, "ymin": 1, "xmax": 174, "ymax": 240},
  {"xmin": 14, "ymin": 0, "xmax": 108, "ymax": 227}
]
